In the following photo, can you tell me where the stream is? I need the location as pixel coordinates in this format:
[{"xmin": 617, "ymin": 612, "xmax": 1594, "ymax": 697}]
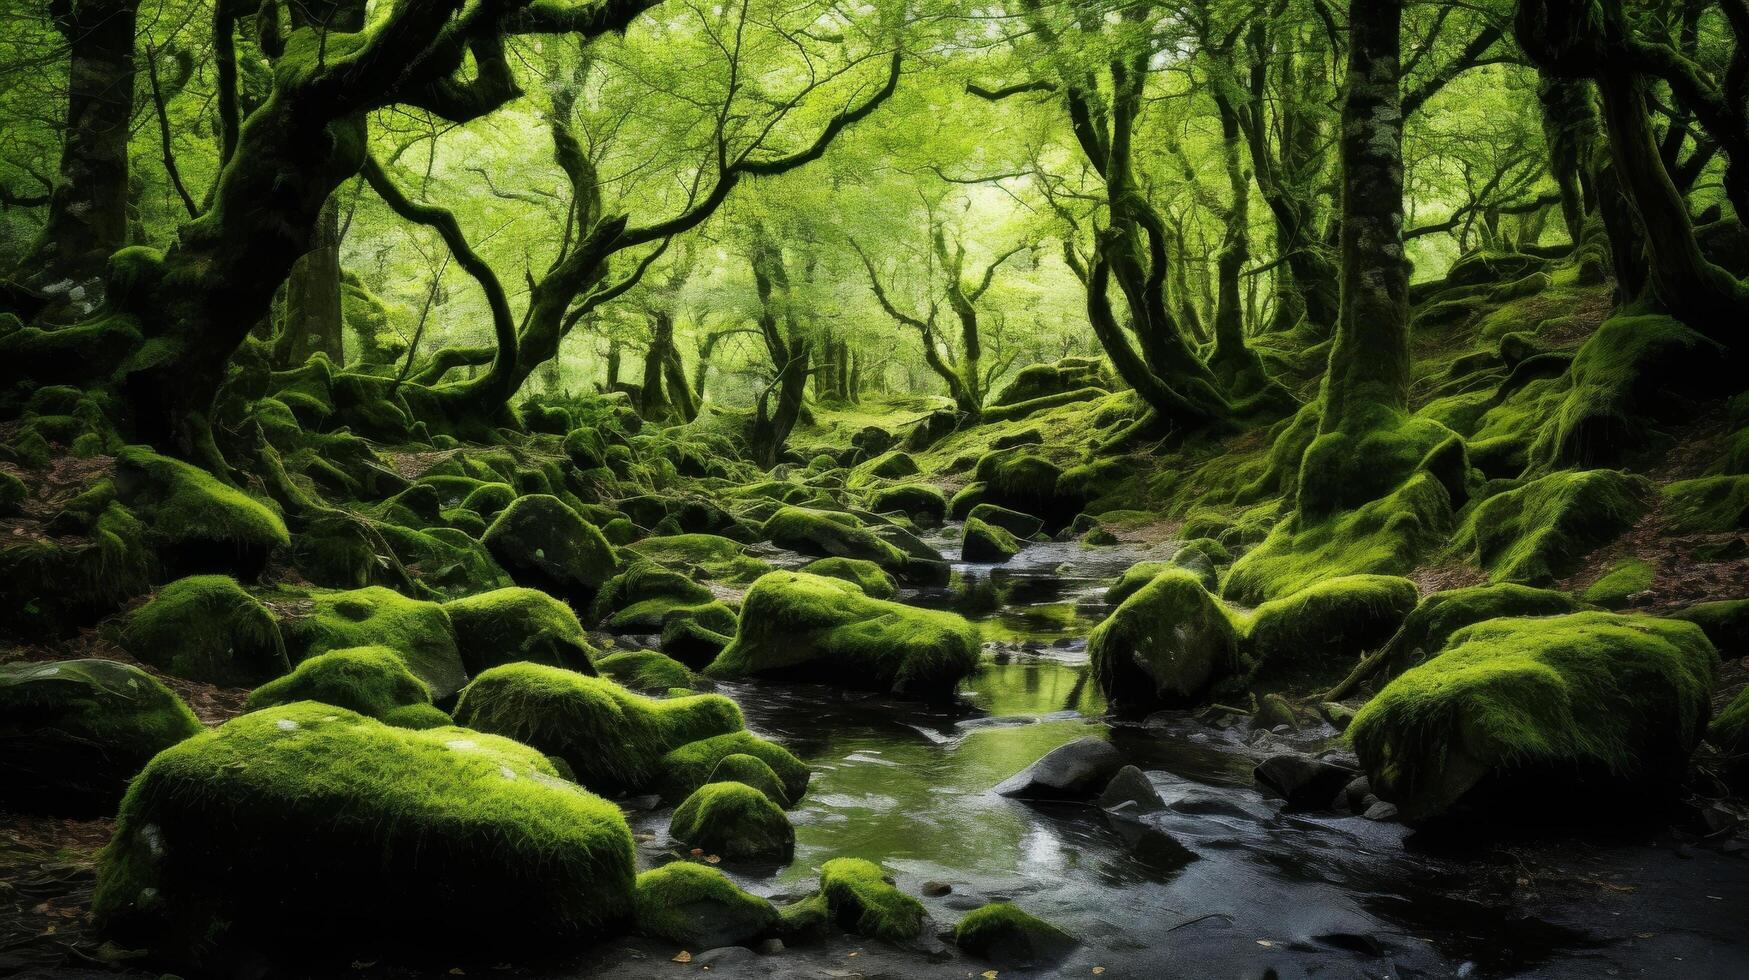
[{"xmin": 591, "ymin": 533, "xmax": 1749, "ymax": 979}]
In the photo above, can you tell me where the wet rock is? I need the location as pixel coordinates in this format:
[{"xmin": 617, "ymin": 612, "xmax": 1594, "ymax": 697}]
[
  {"xmin": 1342, "ymin": 775, "xmax": 1372, "ymax": 814},
  {"xmin": 954, "ymin": 901, "xmax": 1077, "ymax": 967},
  {"xmin": 693, "ymin": 946, "xmax": 757, "ymax": 967},
  {"xmin": 962, "ymin": 516, "xmax": 1021, "ymax": 563},
  {"xmin": 994, "ymin": 736, "xmax": 1123, "ymax": 800},
  {"xmin": 634, "ymin": 863, "xmax": 778, "ymax": 950},
  {"xmin": 1254, "ymin": 753, "xmax": 1359, "ymax": 811},
  {"xmin": 1251, "ymin": 693, "xmax": 1300, "ymax": 732},
  {"xmin": 922, "ymin": 881, "xmax": 953, "ymax": 897},
  {"xmin": 1363, "ymin": 801, "xmax": 1399, "ymax": 822},
  {"xmin": 756, "ymin": 937, "xmax": 785, "ymax": 955},
  {"xmin": 1318, "ymin": 701, "xmax": 1356, "ymax": 732},
  {"xmin": 1098, "ymin": 765, "xmax": 1165, "ymax": 814},
  {"xmin": 1088, "ymin": 570, "xmax": 1243, "ymax": 713},
  {"xmin": 1110, "ymin": 815, "xmax": 1197, "ymax": 871}
]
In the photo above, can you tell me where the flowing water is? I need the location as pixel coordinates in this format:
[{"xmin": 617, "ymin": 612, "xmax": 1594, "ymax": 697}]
[{"xmin": 604, "ymin": 533, "xmax": 1749, "ymax": 978}]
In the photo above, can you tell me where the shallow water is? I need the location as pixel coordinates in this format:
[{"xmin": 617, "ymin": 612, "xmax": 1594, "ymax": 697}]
[{"xmin": 617, "ymin": 534, "xmax": 1749, "ymax": 978}]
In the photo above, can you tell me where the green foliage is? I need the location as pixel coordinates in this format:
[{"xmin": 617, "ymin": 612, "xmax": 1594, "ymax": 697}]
[
  {"xmin": 246, "ymin": 646, "xmax": 436, "ymax": 722},
  {"xmin": 121, "ymin": 575, "xmax": 289, "ymax": 687},
  {"xmin": 669, "ymin": 781, "xmax": 795, "ymax": 860},
  {"xmin": 1455, "ymin": 469, "xmax": 1650, "ymax": 584}
]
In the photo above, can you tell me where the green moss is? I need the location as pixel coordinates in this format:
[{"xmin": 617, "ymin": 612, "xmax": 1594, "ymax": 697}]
[
  {"xmin": 1667, "ymin": 599, "xmax": 1749, "ymax": 659},
  {"xmin": 121, "ymin": 575, "xmax": 289, "ymax": 686},
  {"xmin": 851, "ymin": 450, "xmax": 922, "ymax": 486},
  {"xmin": 1106, "ymin": 561, "xmax": 1172, "ymax": 605},
  {"xmin": 670, "ymin": 781, "xmax": 795, "ymax": 860},
  {"xmin": 0, "ymin": 502, "xmax": 154, "ymax": 638},
  {"xmin": 799, "ymin": 556, "xmax": 897, "ymax": 599},
  {"xmin": 706, "ymin": 752, "xmax": 792, "ymax": 807},
  {"xmin": 818, "ymin": 857, "xmax": 924, "ymax": 942},
  {"xmin": 1660, "ymin": 476, "xmax": 1749, "ymax": 533},
  {"xmin": 1089, "ymin": 569, "xmax": 1243, "ymax": 714},
  {"xmin": 596, "ymin": 650, "xmax": 699, "ymax": 692},
  {"xmin": 453, "ymin": 663, "xmax": 744, "ymax": 795},
  {"xmin": 763, "ymin": 506, "xmax": 908, "ymax": 572},
  {"xmin": 0, "ymin": 659, "xmax": 202, "ymax": 816},
  {"xmin": 1223, "ymin": 473, "xmax": 1454, "ymax": 604},
  {"xmin": 632, "ymin": 862, "xmax": 778, "ymax": 950},
  {"xmin": 707, "ymin": 571, "xmax": 981, "ymax": 701},
  {"xmin": 380, "ymin": 702, "xmax": 454, "ymax": 730},
  {"xmin": 246, "ymin": 645, "xmax": 436, "ymax": 721},
  {"xmin": 1350, "ymin": 612, "xmax": 1717, "ymax": 823},
  {"xmin": 114, "ymin": 446, "xmax": 288, "ymax": 578},
  {"xmin": 1581, "ymin": 559, "xmax": 1656, "ymax": 609},
  {"xmin": 460, "ymin": 482, "xmax": 517, "ymax": 520},
  {"xmin": 948, "ymin": 482, "xmax": 988, "ymax": 519},
  {"xmin": 1374, "ymin": 584, "xmax": 1586, "ymax": 678},
  {"xmin": 1296, "ymin": 411, "xmax": 1467, "ymax": 517},
  {"xmin": 975, "ymin": 449, "xmax": 1064, "ymax": 514},
  {"xmin": 954, "ymin": 902, "xmax": 1075, "ymax": 965},
  {"xmin": 1244, "ymin": 575, "xmax": 1420, "ymax": 690},
  {"xmin": 373, "ymin": 523, "xmax": 512, "ymax": 597},
  {"xmin": 621, "ymin": 533, "xmax": 772, "ymax": 584},
  {"xmin": 93, "ymin": 704, "xmax": 635, "ymax": 964},
  {"xmin": 481, "ymin": 494, "xmax": 619, "ymax": 605},
  {"xmin": 656, "ymin": 730, "xmax": 811, "ymax": 804},
  {"xmin": 866, "ymin": 484, "xmax": 947, "ymax": 525},
  {"xmin": 1455, "ymin": 469, "xmax": 1650, "ymax": 585},
  {"xmin": 0, "ymin": 469, "xmax": 26, "ymax": 515},
  {"xmin": 962, "ymin": 517, "xmax": 1021, "ymax": 563},
  {"xmin": 1709, "ymin": 686, "xmax": 1749, "ymax": 788},
  {"xmin": 278, "ymin": 586, "xmax": 467, "ymax": 701},
  {"xmin": 443, "ymin": 587, "xmax": 596, "ymax": 676},
  {"xmin": 592, "ymin": 561, "xmax": 736, "ymax": 639}
]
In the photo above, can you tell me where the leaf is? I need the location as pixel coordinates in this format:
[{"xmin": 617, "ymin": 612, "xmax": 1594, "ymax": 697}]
[{"xmin": 673, "ymin": 951, "xmax": 693, "ymax": 963}]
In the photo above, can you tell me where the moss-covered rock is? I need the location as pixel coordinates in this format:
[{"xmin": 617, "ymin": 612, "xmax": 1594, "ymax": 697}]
[
  {"xmin": 453, "ymin": 663, "xmax": 744, "ymax": 795},
  {"xmin": 93, "ymin": 704, "xmax": 635, "ymax": 966},
  {"xmin": 633, "ymin": 862, "xmax": 778, "ymax": 950},
  {"xmin": 967, "ymin": 503, "xmax": 1044, "ymax": 539},
  {"xmin": 954, "ymin": 902, "xmax": 1075, "ymax": 967},
  {"xmin": 443, "ymin": 587, "xmax": 597, "ymax": 676},
  {"xmin": 622, "ymin": 533, "xmax": 772, "ymax": 584},
  {"xmin": 279, "ymin": 586, "xmax": 467, "ymax": 701},
  {"xmin": 1667, "ymin": 599, "xmax": 1749, "ymax": 659},
  {"xmin": 763, "ymin": 506, "xmax": 908, "ymax": 571},
  {"xmin": 1456, "ymin": 469, "xmax": 1650, "ymax": 585},
  {"xmin": 245, "ymin": 646, "xmax": 438, "ymax": 724},
  {"xmin": 1350, "ymin": 613, "xmax": 1717, "ymax": 823},
  {"xmin": 1374, "ymin": 584, "xmax": 1586, "ymax": 678},
  {"xmin": 0, "ymin": 469, "xmax": 26, "ymax": 515},
  {"xmin": 596, "ymin": 650, "xmax": 699, "ymax": 692},
  {"xmin": 817, "ymin": 857, "xmax": 924, "ymax": 942},
  {"xmin": 481, "ymin": 494, "xmax": 618, "ymax": 605},
  {"xmin": 706, "ymin": 752, "xmax": 792, "ymax": 807},
  {"xmin": 707, "ymin": 571, "xmax": 981, "ymax": 700},
  {"xmin": 0, "ymin": 501, "xmax": 153, "ymax": 638},
  {"xmin": 866, "ymin": 483, "xmax": 947, "ymax": 525},
  {"xmin": 670, "ymin": 781, "xmax": 795, "ymax": 860},
  {"xmin": 1581, "ymin": 559, "xmax": 1656, "ymax": 609},
  {"xmin": 799, "ymin": 556, "xmax": 898, "ymax": 599},
  {"xmin": 1709, "ymin": 686, "xmax": 1749, "ymax": 790},
  {"xmin": 948, "ymin": 481, "xmax": 988, "ymax": 519},
  {"xmin": 0, "ymin": 659, "xmax": 202, "ymax": 816},
  {"xmin": 1089, "ymin": 569, "xmax": 1242, "ymax": 713},
  {"xmin": 120, "ymin": 575, "xmax": 289, "ymax": 686},
  {"xmin": 962, "ymin": 516, "xmax": 1021, "ymax": 563},
  {"xmin": 656, "ymin": 729, "xmax": 811, "ymax": 804},
  {"xmin": 1661, "ymin": 476, "xmax": 1749, "ymax": 533},
  {"xmin": 374, "ymin": 523, "xmax": 512, "ymax": 597},
  {"xmin": 592, "ymin": 561, "xmax": 737, "ymax": 637},
  {"xmin": 114, "ymin": 446, "xmax": 288, "ymax": 580},
  {"xmin": 1245, "ymin": 576, "xmax": 1419, "ymax": 689}
]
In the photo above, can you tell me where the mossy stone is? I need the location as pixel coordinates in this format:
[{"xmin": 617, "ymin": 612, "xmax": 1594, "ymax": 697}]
[
  {"xmin": 482, "ymin": 494, "xmax": 619, "ymax": 605},
  {"xmin": 656, "ymin": 729, "xmax": 811, "ymax": 805},
  {"xmin": 93, "ymin": 705, "xmax": 635, "ymax": 967},
  {"xmin": 1709, "ymin": 686, "xmax": 1749, "ymax": 791},
  {"xmin": 962, "ymin": 516, "xmax": 1021, "ymax": 563},
  {"xmin": 246, "ymin": 646, "xmax": 435, "ymax": 721},
  {"xmin": 670, "ymin": 781, "xmax": 795, "ymax": 860},
  {"xmin": 866, "ymin": 483, "xmax": 947, "ymax": 525},
  {"xmin": 1667, "ymin": 599, "xmax": 1749, "ymax": 659},
  {"xmin": 622, "ymin": 533, "xmax": 772, "ymax": 583},
  {"xmin": 1581, "ymin": 559, "xmax": 1656, "ymax": 609},
  {"xmin": 1244, "ymin": 575, "xmax": 1420, "ymax": 689},
  {"xmin": 595, "ymin": 650, "xmax": 699, "ymax": 692},
  {"xmin": 114, "ymin": 446, "xmax": 288, "ymax": 580},
  {"xmin": 817, "ymin": 857, "xmax": 924, "ymax": 942},
  {"xmin": 1089, "ymin": 569, "xmax": 1242, "ymax": 714},
  {"xmin": 1661, "ymin": 476, "xmax": 1749, "ymax": 533},
  {"xmin": 954, "ymin": 901, "xmax": 1075, "ymax": 966},
  {"xmin": 633, "ymin": 862, "xmax": 778, "ymax": 950},
  {"xmin": 0, "ymin": 469, "xmax": 25, "ymax": 515},
  {"xmin": 763, "ymin": 506, "xmax": 908, "ymax": 572},
  {"xmin": 1456, "ymin": 469, "xmax": 1650, "ymax": 585},
  {"xmin": 967, "ymin": 503, "xmax": 1044, "ymax": 539},
  {"xmin": 121, "ymin": 575, "xmax": 290, "ymax": 686},
  {"xmin": 0, "ymin": 659, "xmax": 202, "ymax": 816},
  {"xmin": 279, "ymin": 586, "xmax": 467, "ymax": 701},
  {"xmin": 1374, "ymin": 584, "xmax": 1585, "ymax": 678},
  {"xmin": 799, "ymin": 556, "xmax": 897, "ymax": 599},
  {"xmin": 444, "ymin": 587, "xmax": 597, "ymax": 676},
  {"xmin": 706, "ymin": 752, "xmax": 792, "ymax": 807}
]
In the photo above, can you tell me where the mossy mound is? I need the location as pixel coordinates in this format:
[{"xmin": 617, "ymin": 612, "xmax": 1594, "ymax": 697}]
[
  {"xmin": 967, "ymin": 503, "xmax": 1045, "ymax": 539},
  {"xmin": 93, "ymin": 704, "xmax": 635, "ymax": 966},
  {"xmin": 1350, "ymin": 613, "xmax": 1717, "ymax": 823},
  {"xmin": 0, "ymin": 659, "xmax": 202, "ymax": 816},
  {"xmin": 632, "ymin": 862, "xmax": 778, "ymax": 950},
  {"xmin": 1375, "ymin": 584, "xmax": 1586, "ymax": 678},
  {"xmin": 1667, "ymin": 599, "xmax": 1749, "ymax": 659},
  {"xmin": 974, "ymin": 449, "xmax": 1078, "ymax": 527},
  {"xmin": 279, "ymin": 587, "xmax": 467, "ymax": 701},
  {"xmin": 1089, "ymin": 569, "xmax": 1242, "ymax": 714},
  {"xmin": 622, "ymin": 533, "xmax": 772, "ymax": 584},
  {"xmin": 1661, "ymin": 476, "xmax": 1749, "ymax": 533},
  {"xmin": 113, "ymin": 446, "xmax": 288, "ymax": 579},
  {"xmin": 1709, "ymin": 686, "xmax": 1749, "ymax": 790},
  {"xmin": 1456, "ymin": 469, "xmax": 1650, "ymax": 585},
  {"xmin": 120, "ymin": 575, "xmax": 289, "ymax": 687},
  {"xmin": 1, "ymin": 501, "xmax": 154, "ymax": 638},
  {"xmin": 443, "ymin": 587, "xmax": 597, "ymax": 676},
  {"xmin": 799, "ymin": 556, "xmax": 898, "ymax": 599},
  {"xmin": 763, "ymin": 506, "xmax": 907, "ymax": 572},
  {"xmin": 481, "ymin": 494, "xmax": 618, "ymax": 605},
  {"xmin": 595, "ymin": 650, "xmax": 699, "ymax": 692},
  {"xmin": 817, "ymin": 857, "xmax": 924, "ymax": 942},
  {"xmin": 1244, "ymin": 576, "xmax": 1419, "ymax": 689},
  {"xmin": 962, "ymin": 516, "xmax": 1021, "ymax": 563},
  {"xmin": 954, "ymin": 901, "xmax": 1075, "ymax": 966},
  {"xmin": 706, "ymin": 752, "xmax": 792, "ymax": 807},
  {"xmin": 707, "ymin": 571, "xmax": 981, "ymax": 701},
  {"xmin": 374, "ymin": 524, "xmax": 512, "ymax": 597},
  {"xmin": 656, "ymin": 729, "xmax": 811, "ymax": 805},
  {"xmin": 452, "ymin": 663, "xmax": 743, "ymax": 795},
  {"xmin": 246, "ymin": 646, "xmax": 436, "ymax": 723},
  {"xmin": 866, "ymin": 484, "xmax": 947, "ymax": 525},
  {"xmin": 1581, "ymin": 559, "xmax": 1656, "ymax": 609},
  {"xmin": 592, "ymin": 561, "xmax": 737, "ymax": 638},
  {"xmin": 1106, "ymin": 561, "xmax": 1171, "ymax": 605},
  {"xmin": 670, "ymin": 781, "xmax": 795, "ymax": 860}
]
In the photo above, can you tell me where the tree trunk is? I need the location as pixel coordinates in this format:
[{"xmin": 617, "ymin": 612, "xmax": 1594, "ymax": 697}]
[
  {"xmin": 641, "ymin": 312, "xmax": 673, "ymax": 421},
  {"xmin": 279, "ymin": 194, "xmax": 345, "ymax": 366}
]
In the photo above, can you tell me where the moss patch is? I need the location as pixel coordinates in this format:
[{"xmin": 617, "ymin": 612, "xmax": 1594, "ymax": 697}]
[
  {"xmin": 595, "ymin": 650, "xmax": 699, "ymax": 692},
  {"xmin": 481, "ymin": 494, "xmax": 619, "ymax": 605},
  {"xmin": 817, "ymin": 857, "xmax": 924, "ymax": 942},
  {"xmin": 962, "ymin": 517, "xmax": 1021, "ymax": 563},
  {"xmin": 121, "ymin": 575, "xmax": 289, "ymax": 686},
  {"xmin": 1245, "ymin": 575, "xmax": 1419, "ymax": 690},
  {"xmin": 278, "ymin": 587, "xmax": 467, "ymax": 701},
  {"xmin": 656, "ymin": 729, "xmax": 811, "ymax": 805},
  {"xmin": 1581, "ymin": 559, "xmax": 1656, "ymax": 609},
  {"xmin": 1660, "ymin": 476, "xmax": 1749, "ymax": 533},
  {"xmin": 799, "ymin": 556, "xmax": 898, "ymax": 599},
  {"xmin": 1375, "ymin": 584, "xmax": 1585, "ymax": 678},
  {"xmin": 114, "ymin": 446, "xmax": 288, "ymax": 579},
  {"xmin": 705, "ymin": 752, "xmax": 793, "ymax": 807},
  {"xmin": 954, "ymin": 901, "xmax": 1075, "ymax": 966},
  {"xmin": 622, "ymin": 533, "xmax": 772, "ymax": 584}
]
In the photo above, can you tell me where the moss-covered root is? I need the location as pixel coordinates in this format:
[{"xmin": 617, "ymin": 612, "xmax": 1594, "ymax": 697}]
[
  {"xmin": 707, "ymin": 572, "xmax": 981, "ymax": 701},
  {"xmin": 246, "ymin": 646, "xmax": 442, "ymax": 728},
  {"xmin": 443, "ymin": 587, "xmax": 598, "ymax": 676},
  {"xmin": 633, "ymin": 862, "xmax": 779, "ymax": 950},
  {"xmin": 1244, "ymin": 575, "xmax": 1419, "ymax": 691},
  {"xmin": 92, "ymin": 705, "xmax": 636, "ymax": 968},
  {"xmin": 481, "ymin": 494, "xmax": 619, "ymax": 605},
  {"xmin": 818, "ymin": 857, "xmax": 925, "ymax": 942},
  {"xmin": 453, "ymin": 663, "xmax": 744, "ymax": 796},
  {"xmin": 1708, "ymin": 686, "xmax": 1749, "ymax": 791},
  {"xmin": 1088, "ymin": 569, "xmax": 1242, "ymax": 714},
  {"xmin": 113, "ymin": 446, "xmax": 289, "ymax": 580},
  {"xmin": 670, "ymin": 781, "xmax": 796, "ymax": 861},
  {"xmin": 120, "ymin": 575, "xmax": 290, "ymax": 686},
  {"xmin": 657, "ymin": 730, "xmax": 811, "ymax": 805},
  {"xmin": 1350, "ymin": 613, "xmax": 1718, "ymax": 824},
  {"xmin": 0, "ymin": 659, "xmax": 203, "ymax": 817},
  {"xmin": 954, "ymin": 901, "xmax": 1076, "ymax": 967}
]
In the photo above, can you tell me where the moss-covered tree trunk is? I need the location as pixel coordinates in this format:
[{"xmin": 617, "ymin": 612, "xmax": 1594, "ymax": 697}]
[
  {"xmin": 278, "ymin": 195, "xmax": 345, "ymax": 367},
  {"xmin": 746, "ymin": 232, "xmax": 810, "ymax": 468}
]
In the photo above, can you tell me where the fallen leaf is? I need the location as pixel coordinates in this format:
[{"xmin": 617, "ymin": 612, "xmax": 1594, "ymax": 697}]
[
  {"xmin": 705, "ymin": 854, "xmax": 722, "ymax": 864},
  {"xmin": 1256, "ymin": 939, "xmax": 1275, "ymax": 947},
  {"xmin": 1092, "ymin": 969, "xmax": 1106, "ymax": 975},
  {"xmin": 690, "ymin": 848, "xmax": 704, "ymax": 856},
  {"xmin": 673, "ymin": 950, "xmax": 692, "ymax": 963},
  {"xmin": 982, "ymin": 971, "xmax": 999, "ymax": 979}
]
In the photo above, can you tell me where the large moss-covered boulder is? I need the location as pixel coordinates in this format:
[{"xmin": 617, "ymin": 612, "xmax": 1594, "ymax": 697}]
[
  {"xmin": 1244, "ymin": 575, "xmax": 1419, "ymax": 689},
  {"xmin": 591, "ymin": 561, "xmax": 736, "ymax": 637},
  {"xmin": 443, "ymin": 587, "xmax": 597, "ymax": 676},
  {"xmin": 113, "ymin": 446, "xmax": 289, "ymax": 579},
  {"xmin": 1350, "ymin": 613, "xmax": 1717, "ymax": 823},
  {"xmin": 967, "ymin": 502, "xmax": 1044, "ymax": 539},
  {"xmin": 482, "ymin": 494, "xmax": 619, "ymax": 605},
  {"xmin": 962, "ymin": 516, "xmax": 1021, "ymax": 563},
  {"xmin": 1089, "ymin": 569, "xmax": 1242, "ymax": 713},
  {"xmin": 656, "ymin": 729, "xmax": 811, "ymax": 804},
  {"xmin": 866, "ymin": 484, "xmax": 947, "ymax": 525},
  {"xmin": 763, "ymin": 506, "xmax": 908, "ymax": 572},
  {"xmin": 279, "ymin": 587, "xmax": 467, "ymax": 701},
  {"xmin": 120, "ymin": 575, "xmax": 290, "ymax": 686},
  {"xmin": 799, "ymin": 556, "xmax": 897, "ymax": 599},
  {"xmin": 622, "ymin": 533, "xmax": 772, "ymax": 584},
  {"xmin": 1456, "ymin": 469, "xmax": 1651, "ymax": 585},
  {"xmin": 670, "ymin": 781, "xmax": 795, "ymax": 860},
  {"xmin": 452, "ymin": 663, "xmax": 743, "ymax": 795},
  {"xmin": 954, "ymin": 902, "xmax": 1076, "ymax": 967},
  {"xmin": 0, "ymin": 659, "xmax": 203, "ymax": 816},
  {"xmin": 633, "ymin": 862, "xmax": 779, "ymax": 950},
  {"xmin": 706, "ymin": 752, "xmax": 793, "ymax": 807},
  {"xmin": 706, "ymin": 571, "xmax": 981, "ymax": 700},
  {"xmin": 246, "ymin": 646, "xmax": 445, "ymax": 729},
  {"xmin": 817, "ymin": 857, "xmax": 924, "ymax": 942},
  {"xmin": 92, "ymin": 704, "xmax": 635, "ymax": 966},
  {"xmin": 1374, "ymin": 584, "xmax": 1585, "ymax": 677}
]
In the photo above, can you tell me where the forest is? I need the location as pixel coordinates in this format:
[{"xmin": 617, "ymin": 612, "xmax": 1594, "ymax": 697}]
[{"xmin": 0, "ymin": 0, "xmax": 1747, "ymax": 975}]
